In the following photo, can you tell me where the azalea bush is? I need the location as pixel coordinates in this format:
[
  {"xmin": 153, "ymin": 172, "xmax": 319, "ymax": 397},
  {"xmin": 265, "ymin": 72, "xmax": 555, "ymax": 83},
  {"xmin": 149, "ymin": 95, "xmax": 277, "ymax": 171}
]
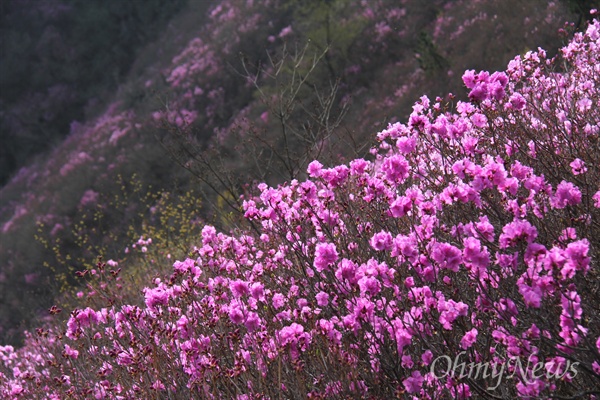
[
  {"xmin": 0, "ymin": 0, "xmax": 579, "ymax": 345},
  {"xmin": 2, "ymin": 13, "xmax": 600, "ymax": 400}
]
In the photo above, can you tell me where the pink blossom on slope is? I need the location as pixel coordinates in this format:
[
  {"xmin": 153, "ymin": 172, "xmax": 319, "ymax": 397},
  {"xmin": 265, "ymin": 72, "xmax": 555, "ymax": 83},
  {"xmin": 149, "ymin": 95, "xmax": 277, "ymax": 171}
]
[
  {"xmin": 390, "ymin": 195, "xmax": 412, "ymax": 217},
  {"xmin": 4, "ymin": 14, "xmax": 600, "ymax": 399},
  {"xmin": 431, "ymin": 242, "xmax": 462, "ymax": 272},
  {"xmin": 551, "ymin": 181, "xmax": 582, "ymax": 209},
  {"xmin": 381, "ymin": 154, "xmax": 409, "ymax": 183},
  {"xmin": 460, "ymin": 328, "xmax": 478, "ymax": 349},
  {"xmin": 314, "ymin": 242, "xmax": 338, "ymax": 272},
  {"xmin": 315, "ymin": 291, "xmax": 329, "ymax": 307},
  {"xmin": 403, "ymin": 370, "xmax": 423, "ymax": 393},
  {"xmin": 307, "ymin": 160, "xmax": 323, "ymax": 178},
  {"xmin": 144, "ymin": 286, "xmax": 170, "ymax": 310},
  {"xmin": 370, "ymin": 230, "xmax": 393, "ymax": 251},
  {"xmin": 569, "ymin": 158, "xmax": 587, "ymax": 175},
  {"xmin": 518, "ymin": 282, "xmax": 542, "ymax": 308},
  {"xmin": 499, "ymin": 219, "xmax": 538, "ymax": 249},
  {"xmin": 594, "ymin": 191, "xmax": 600, "ymax": 208}
]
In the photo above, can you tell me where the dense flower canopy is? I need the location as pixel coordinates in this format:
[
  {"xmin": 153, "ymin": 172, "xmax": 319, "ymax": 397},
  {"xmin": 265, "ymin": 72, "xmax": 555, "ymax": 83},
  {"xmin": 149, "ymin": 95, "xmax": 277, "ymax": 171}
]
[{"xmin": 1, "ymin": 16, "xmax": 599, "ymax": 400}]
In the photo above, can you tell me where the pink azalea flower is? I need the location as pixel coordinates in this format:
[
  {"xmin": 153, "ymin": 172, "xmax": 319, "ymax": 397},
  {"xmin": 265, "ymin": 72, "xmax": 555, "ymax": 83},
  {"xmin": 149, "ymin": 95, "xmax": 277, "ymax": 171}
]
[
  {"xmin": 499, "ymin": 219, "xmax": 538, "ymax": 249},
  {"xmin": 431, "ymin": 242, "xmax": 462, "ymax": 272},
  {"xmin": 144, "ymin": 287, "xmax": 170, "ymax": 310},
  {"xmin": 230, "ymin": 279, "xmax": 250, "ymax": 297},
  {"xmin": 421, "ymin": 350, "xmax": 434, "ymax": 365},
  {"xmin": 593, "ymin": 190, "xmax": 600, "ymax": 208},
  {"xmin": 314, "ymin": 242, "xmax": 338, "ymax": 272},
  {"xmin": 551, "ymin": 181, "xmax": 582, "ymax": 209},
  {"xmin": 316, "ymin": 291, "xmax": 329, "ymax": 307},
  {"xmin": 307, "ymin": 160, "xmax": 323, "ymax": 177},
  {"xmin": 381, "ymin": 154, "xmax": 409, "ymax": 183},
  {"xmin": 229, "ymin": 305, "xmax": 245, "ymax": 324},
  {"xmin": 403, "ymin": 370, "xmax": 424, "ymax": 394},
  {"xmin": 460, "ymin": 328, "xmax": 478, "ymax": 349},
  {"xmin": 370, "ymin": 230, "xmax": 393, "ymax": 251},
  {"xmin": 272, "ymin": 293, "xmax": 286, "ymax": 309},
  {"xmin": 509, "ymin": 92, "xmax": 526, "ymax": 110},
  {"xmin": 401, "ymin": 355, "xmax": 414, "ymax": 368},
  {"xmin": 244, "ymin": 312, "xmax": 261, "ymax": 332},
  {"xmin": 569, "ymin": 158, "xmax": 587, "ymax": 175},
  {"xmin": 518, "ymin": 283, "xmax": 542, "ymax": 308},
  {"xmin": 390, "ymin": 196, "xmax": 412, "ymax": 217}
]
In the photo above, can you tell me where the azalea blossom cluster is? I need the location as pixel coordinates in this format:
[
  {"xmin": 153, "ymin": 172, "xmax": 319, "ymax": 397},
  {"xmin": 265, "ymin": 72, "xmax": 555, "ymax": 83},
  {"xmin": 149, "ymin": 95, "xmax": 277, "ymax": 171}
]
[{"xmin": 2, "ymin": 19, "xmax": 599, "ymax": 400}]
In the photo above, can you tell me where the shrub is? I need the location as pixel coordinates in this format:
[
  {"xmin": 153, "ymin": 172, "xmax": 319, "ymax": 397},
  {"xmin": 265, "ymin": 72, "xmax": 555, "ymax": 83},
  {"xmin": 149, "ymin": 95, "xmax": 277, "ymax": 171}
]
[
  {"xmin": 1, "ymin": 0, "xmax": 577, "ymax": 345},
  {"xmin": 1, "ymin": 16, "xmax": 599, "ymax": 400}
]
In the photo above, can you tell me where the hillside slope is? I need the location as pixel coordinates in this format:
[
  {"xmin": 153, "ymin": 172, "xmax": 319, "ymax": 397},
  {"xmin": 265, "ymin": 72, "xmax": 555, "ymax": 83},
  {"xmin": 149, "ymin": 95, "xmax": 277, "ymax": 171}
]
[
  {"xmin": 0, "ymin": 0, "xmax": 583, "ymax": 345},
  {"xmin": 1, "ymin": 12, "xmax": 599, "ymax": 399}
]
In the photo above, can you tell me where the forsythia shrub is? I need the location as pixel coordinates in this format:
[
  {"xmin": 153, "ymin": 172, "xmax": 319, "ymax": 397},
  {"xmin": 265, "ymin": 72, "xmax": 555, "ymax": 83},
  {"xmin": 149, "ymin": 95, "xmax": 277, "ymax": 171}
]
[{"xmin": 1, "ymin": 18, "xmax": 600, "ymax": 400}]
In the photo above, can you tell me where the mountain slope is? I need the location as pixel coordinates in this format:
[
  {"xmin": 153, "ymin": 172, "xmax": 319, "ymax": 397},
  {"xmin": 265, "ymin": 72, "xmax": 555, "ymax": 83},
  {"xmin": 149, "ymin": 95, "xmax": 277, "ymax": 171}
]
[{"xmin": 0, "ymin": 0, "xmax": 582, "ymax": 346}]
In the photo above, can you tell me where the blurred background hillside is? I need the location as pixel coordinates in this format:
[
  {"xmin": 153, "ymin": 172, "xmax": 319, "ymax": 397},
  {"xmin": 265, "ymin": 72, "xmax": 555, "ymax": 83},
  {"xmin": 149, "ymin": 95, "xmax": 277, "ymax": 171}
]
[
  {"xmin": 0, "ymin": 0, "xmax": 597, "ymax": 345},
  {"xmin": 0, "ymin": 0, "xmax": 193, "ymax": 185}
]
